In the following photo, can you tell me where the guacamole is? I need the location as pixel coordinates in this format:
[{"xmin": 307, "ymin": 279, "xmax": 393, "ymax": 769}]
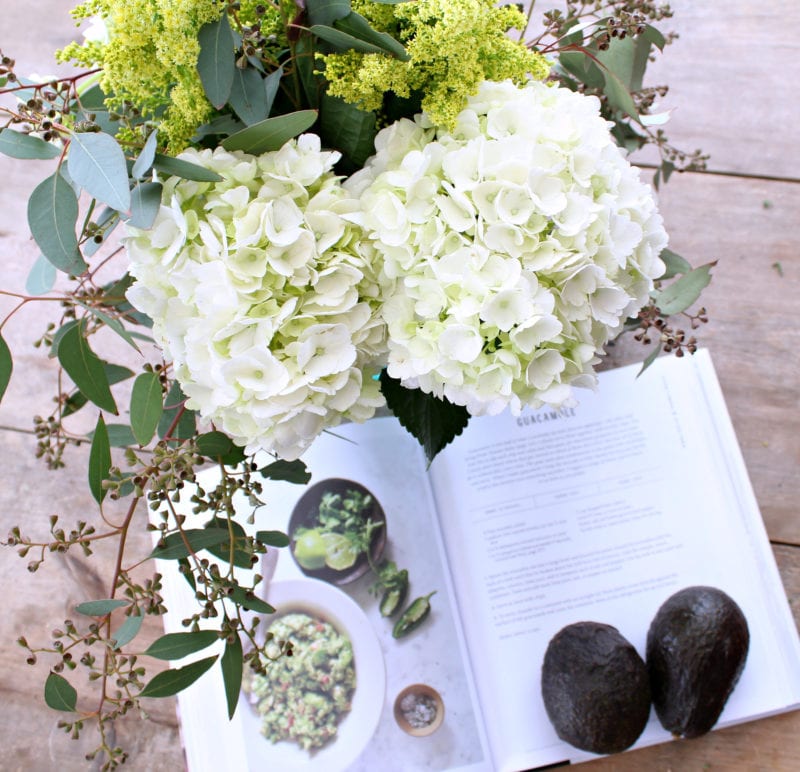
[{"xmin": 245, "ymin": 612, "xmax": 356, "ymax": 751}]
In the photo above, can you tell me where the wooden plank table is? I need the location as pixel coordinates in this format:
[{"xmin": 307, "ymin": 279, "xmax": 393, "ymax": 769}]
[{"xmin": 0, "ymin": 1, "xmax": 798, "ymax": 769}]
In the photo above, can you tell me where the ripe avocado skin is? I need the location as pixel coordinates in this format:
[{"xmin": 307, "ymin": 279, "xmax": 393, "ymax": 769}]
[
  {"xmin": 647, "ymin": 586, "xmax": 749, "ymax": 738},
  {"xmin": 541, "ymin": 622, "xmax": 651, "ymax": 754}
]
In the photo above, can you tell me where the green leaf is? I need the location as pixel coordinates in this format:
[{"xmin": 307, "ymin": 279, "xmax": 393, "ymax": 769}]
[
  {"xmin": 145, "ymin": 631, "xmax": 219, "ymax": 660},
  {"xmin": 642, "ymin": 24, "xmax": 666, "ymax": 51},
  {"xmin": 601, "ymin": 65, "xmax": 640, "ymax": 121},
  {"xmin": 221, "ymin": 634, "xmax": 243, "ymax": 719},
  {"xmin": 75, "ymin": 598, "xmax": 129, "ymax": 616},
  {"xmin": 221, "ymin": 110, "xmax": 318, "ymax": 155},
  {"xmin": 153, "ymin": 153, "xmax": 223, "ymax": 182},
  {"xmin": 379, "ymin": 370, "xmax": 470, "ymax": 465},
  {"xmin": 192, "ymin": 114, "xmax": 245, "ymax": 141},
  {"xmin": 228, "ymin": 586, "xmax": 275, "ymax": 614},
  {"xmin": 0, "ymin": 128, "xmax": 60, "ymax": 159},
  {"xmin": 307, "ymin": 0, "xmax": 351, "ymax": 26},
  {"xmin": 177, "ymin": 558, "xmax": 197, "ymax": 592},
  {"xmin": 332, "ymin": 12, "xmax": 408, "ymax": 60},
  {"xmin": 57, "ymin": 321, "xmax": 118, "ymax": 414},
  {"xmin": 263, "ymin": 66, "xmax": 283, "ymax": 116},
  {"xmin": 558, "ymin": 51, "xmax": 605, "ymax": 90},
  {"xmin": 259, "ymin": 459, "xmax": 311, "ymax": 484},
  {"xmin": 0, "ymin": 333, "xmax": 11, "ymax": 404},
  {"xmin": 25, "ymin": 253, "xmax": 57, "ymax": 296},
  {"xmin": 103, "ymin": 423, "xmax": 137, "ymax": 447},
  {"xmin": 659, "ymin": 248, "xmax": 691, "ymax": 280},
  {"xmin": 49, "ymin": 319, "xmax": 81, "ymax": 358},
  {"xmin": 27, "ymin": 171, "xmax": 86, "ymax": 276},
  {"xmin": 150, "ymin": 528, "xmax": 232, "ymax": 560},
  {"xmin": 88, "ymin": 413, "xmax": 111, "ymax": 503},
  {"xmin": 654, "ymin": 262, "xmax": 715, "ymax": 315},
  {"xmin": 127, "ymin": 181, "xmax": 163, "ymax": 230},
  {"xmin": 44, "ymin": 673, "xmax": 77, "ymax": 712},
  {"xmin": 157, "ymin": 381, "xmax": 197, "ymax": 440},
  {"xmin": 68, "ymin": 131, "xmax": 131, "ymax": 213},
  {"xmin": 312, "ymin": 23, "xmax": 392, "ymax": 56},
  {"xmin": 84, "ymin": 207, "xmax": 120, "ymax": 257},
  {"xmin": 62, "ymin": 363, "xmax": 134, "ymax": 417},
  {"xmin": 74, "ymin": 299, "xmax": 142, "ymax": 353},
  {"xmin": 255, "ymin": 530, "xmax": 290, "ymax": 548},
  {"xmin": 130, "ymin": 372, "xmax": 163, "ymax": 445},
  {"xmin": 139, "ymin": 655, "xmax": 218, "ymax": 698},
  {"xmin": 132, "ymin": 129, "xmax": 159, "ymax": 179},
  {"xmin": 293, "ymin": 36, "xmax": 322, "ymax": 109},
  {"xmin": 196, "ymin": 431, "xmax": 246, "ymax": 465},
  {"xmin": 637, "ymin": 342, "xmax": 663, "ymax": 377},
  {"xmin": 112, "ymin": 612, "xmax": 144, "ymax": 649},
  {"xmin": 197, "ymin": 14, "xmax": 236, "ymax": 109},
  {"xmin": 204, "ymin": 518, "xmax": 252, "ymax": 569},
  {"xmin": 229, "ymin": 66, "xmax": 270, "ymax": 125},
  {"xmin": 595, "ymin": 35, "xmax": 650, "ymax": 94},
  {"xmin": 320, "ymin": 95, "xmax": 377, "ymax": 168}
]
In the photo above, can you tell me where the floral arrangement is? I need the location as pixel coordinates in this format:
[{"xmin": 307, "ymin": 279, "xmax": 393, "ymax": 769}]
[{"xmin": 0, "ymin": 0, "xmax": 712, "ymax": 766}]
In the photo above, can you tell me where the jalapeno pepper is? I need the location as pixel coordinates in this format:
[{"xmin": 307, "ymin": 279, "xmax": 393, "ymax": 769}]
[
  {"xmin": 392, "ymin": 591, "xmax": 437, "ymax": 638},
  {"xmin": 379, "ymin": 569, "xmax": 409, "ymax": 618}
]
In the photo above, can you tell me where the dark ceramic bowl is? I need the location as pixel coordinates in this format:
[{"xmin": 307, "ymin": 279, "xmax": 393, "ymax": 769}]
[{"xmin": 288, "ymin": 478, "xmax": 386, "ymax": 585}]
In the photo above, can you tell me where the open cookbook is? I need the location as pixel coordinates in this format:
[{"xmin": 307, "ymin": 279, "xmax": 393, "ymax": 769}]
[{"xmin": 156, "ymin": 350, "xmax": 800, "ymax": 771}]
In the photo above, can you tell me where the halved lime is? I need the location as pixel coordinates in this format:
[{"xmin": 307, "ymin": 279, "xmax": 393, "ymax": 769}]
[
  {"xmin": 321, "ymin": 532, "xmax": 360, "ymax": 571},
  {"xmin": 293, "ymin": 529, "xmax": 328, "ymax": 570}
]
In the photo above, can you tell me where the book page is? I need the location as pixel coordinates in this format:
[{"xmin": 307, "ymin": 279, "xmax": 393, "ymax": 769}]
[
  {"xmin": 159, "ymin": 418, "xmax": 491, "ymax": 772},
  {"xmin": 428, "ymin": 350, "xmax": 800, "ymax": 770}
]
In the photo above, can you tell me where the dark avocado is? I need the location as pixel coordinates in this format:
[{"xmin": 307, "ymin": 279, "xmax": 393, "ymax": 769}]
[
  {"xmin": 646, "ymin": 585, "xmax": 749, "ymax": 738},
  {"xmin": 541, "ymin": 621, "xmax": 651, "ymax": 754}
]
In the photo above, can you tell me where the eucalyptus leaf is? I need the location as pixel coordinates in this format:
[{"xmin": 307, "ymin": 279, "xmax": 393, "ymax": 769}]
[
  {"xmin": 49, "ymin": 319, "xmax": 80, "ymax": 358},
  {"xmin": 57, "ymin": 321, "xmax": 118, "ymax": 414},
  {"xmin": 130, "ymin": 371, "xmax": 163, "ymax": 445},
  {"xmin": 221, "ymin": 110, "xmax": 318, "ymax": 155},
  {"xmin": 27, "ymin": 171, "xmax": 86, "ymax": 276},
  {"xmin": 25, "ymin": 254, "xmax": 57, "ymax": 296},
  {"xmin": 112, "ymin": 612, "xmax": 144, "ymax": 649},
  {"xmin": 88, "ymin": 413, "xmax": 111, "ymax": 503},
  {"xmin": 228, "ymin": 586, "xmax": 275, "ymax": 614},
  {"xmin": 62, "ymin": 364, "xmax": 134, "ymax": 417},
  {"xmin": 229, "ymin": 66, "xmax": 270, "ymax": 125},
  {"xmin": 0, "ymin": 333, "xmax": 11, "ymax": 403},
  {"xmin": 150, "ymin": 528, "xmax": 232, "ymax": 560},
  {"xmin": 255, "ymin": 530, "xmax": 290, "ymax": 548},
  {"xmin": 153, "ymin": 154, "xmax": 223, "ymax": 182},
  {"xmin": 75, "ymin": 598, "xmax": 129, "ymax": 616},
  {"xmin": 196, "ymin": 431, "xmax": 246, "ymax": 465},
  {"xmin": 139, "ymin": 655, "xmax": 218, "ymax": 698},
  {"xmin": 145, "ymin": 631, "xmax": 219, "ymax": 660},
  {"xmin": 601, "ymin": 66, "xmax": 640, "ymax": 122},
  {"xmin": 102, "ymin": 423, "xmax": 137, "ymax": 448},
  {"xmin": 132, "ymin": 129, "xmax": 159, "ymax": 179},
  {"xmin": 74, "ymin": 299, "xmax": 142, "ymax": 353},
  {"xmin": 158, "ymin": 381, "xmax": 197, "ymax": 440},
  {"xmin": 311, "ymin": 24, "xmax": 392, "ymax": 56},
  {"xmin": 642, "ymin": 24, "xmax": 666, "ymax": 51},
  {"xmin": 221, "ymin": 634, "xmax": 243, "ymax": 719},
  {"xmin": 595, "ymin": 35, "xmax": 651, "ymax": 93},
  {"xmin": 379, "ymin": 370, "xmax": 469, "ymax": 465},
  {"xmin": 637, "ymin": 342, "xmax": 663, "ymax": 377},
  {"xmin": 197, "ymin": 14, "xmax": 235, "ymax": 109},
  {"xmin": 192, "ymin": 114, "xmax": 245, "ymax": 141},
  {"xmin": 557, "ymin": 51, "xmax": 605, "ymax": 90},
  {"xmin": 332, "ymin": 12, "xmax": 408, "ymax": 60},
  {"xmin": 659, "ymin": 248, "xmax": 691, "ymax": 280},
  {"xmin": 654, "ymin": 262, "xmax": 715, "ymax": 316},
  {"xmin": 307, "ymin": 0, "xmax": 351, "ymax": 26},
  {"xmin": 68, "ymin": 131, "xmax": 131, "ymax": 213},
  {"xmin": 84, "ymin": 207, "xmax": 120, "ymax": 257},
  {"xmin": 44, "ymin": 673, "xmax": 77, "ymax": 712},
  {"xmin": 127, "ymin": 181, "xmax": 163, "ymax": 230},
  {"xmin": 263, "ymin": 66, "xmax": 283, "ymax": 116},
  {"xmin": 259, "ymin": 458, "xmax": 311, "ymax": 484},
  {"xmin": 204, "ymin": 517, "xmax": 252, "ymax": 569},
  {"xmin": 0, "ymin": 128, "xmax": 60, "ymax": 159}
]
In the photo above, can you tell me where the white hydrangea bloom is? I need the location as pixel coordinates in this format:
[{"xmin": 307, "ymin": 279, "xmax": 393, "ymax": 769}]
[
  {"xmin": 125, "ymin": 137, "xmax": 387, "ymax": 460},
  {"xmin": 348, "ymin": 80, "xmax": 668, "ymax": 416}
]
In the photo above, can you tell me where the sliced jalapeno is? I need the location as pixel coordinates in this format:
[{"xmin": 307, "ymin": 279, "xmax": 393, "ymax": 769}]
[
  {"xmin": 392, "ymin": 591, "xmax": 437, "ymax": 639},
  {"xmin": 379, "ymin": 570, "xmax": 409, "ymax": 618}
]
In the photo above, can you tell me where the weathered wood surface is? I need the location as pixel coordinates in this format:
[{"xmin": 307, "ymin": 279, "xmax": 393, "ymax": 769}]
[{"xmin": 0, "ymin": 1, "xmax": 799, "ymax": 770}]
